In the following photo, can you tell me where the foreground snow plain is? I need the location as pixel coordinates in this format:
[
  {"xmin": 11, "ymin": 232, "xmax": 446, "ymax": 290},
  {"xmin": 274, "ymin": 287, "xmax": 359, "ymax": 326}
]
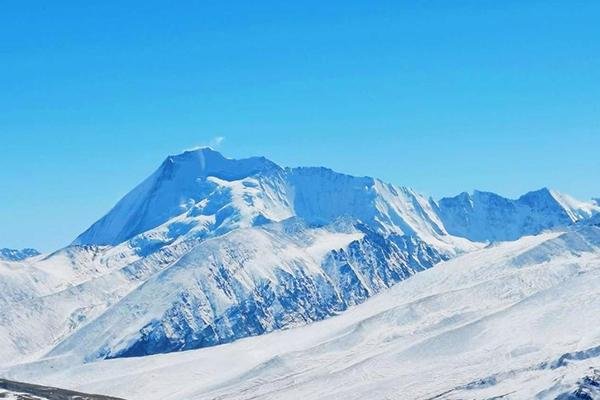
[{"xmin": 5, "ymin": 225, "xmax": 600, "ymax": 400}]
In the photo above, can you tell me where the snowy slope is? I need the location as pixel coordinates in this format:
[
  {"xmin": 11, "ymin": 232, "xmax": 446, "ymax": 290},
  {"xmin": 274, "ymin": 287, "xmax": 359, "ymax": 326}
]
[
  {"xmin": 551, "ymin": 190, "xmax": 600, "ymax": 221},
  {"xmin": 74, "ymin": 149, "xmax": 286, "ymax": 246},
  {"xmin": 6, "ymin": 224, "xmax": 600, "ymax": 400},
  {"xmin": 46, "ymin": 219, "xmax": 445, "ymax": 361},
  {"xmin": 434, "ymin": 188, "xmax": 600, "ymax": 242},
  {"xmin": 286, "ymin": 167, "xmax": 452, "ymax": 249},
  {"xmin": 0, "ymin": 236, "xmax": 205, "ymax": 364}
]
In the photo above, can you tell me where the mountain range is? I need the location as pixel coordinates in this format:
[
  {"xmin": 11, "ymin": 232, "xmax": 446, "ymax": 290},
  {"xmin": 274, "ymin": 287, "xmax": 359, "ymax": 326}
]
[
  {"xmin": 1, "ymin": 148, "xmax": 599, "ymax": 399},
  {"xmin": 0, "ymin": 248, "xmax": 40, "ymax": 262}
]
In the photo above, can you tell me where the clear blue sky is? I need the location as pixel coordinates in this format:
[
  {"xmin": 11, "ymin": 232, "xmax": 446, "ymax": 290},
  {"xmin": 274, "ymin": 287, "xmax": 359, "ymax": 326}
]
[{"xmin": 1, "ymin": 1, "xmax": 599, "ymax": 251}]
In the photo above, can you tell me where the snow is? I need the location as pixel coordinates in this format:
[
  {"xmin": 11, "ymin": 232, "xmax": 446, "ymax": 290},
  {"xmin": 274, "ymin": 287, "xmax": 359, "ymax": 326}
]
[
  {"xmin": 0, "ymin": 248, "xmax": 40, "ymax": 262},
  {"xmin": 3, "ymin": 149, "xmax": 600, "ymax": 399},
  {"xmin": 73, "ymin": 150, "xmax": 477, "ymax": 257},
  {"xmin": 435, "ymin": 187, "xmax": 600, "ymax": 242},
  {"xmin": 74, "ymin": 151, "xmax": 598, "ymax": 256},
  {"xmin": 5, "ymin": 225, "xmax": 600, "ymax": 400},
  {"xmin": 41, "ymin": 220, "xmax": 444, "ymax": 361},
  {"xmin": 0, "ymin": 238, "xmax": 196, "ymax": 364},
  {"xmin": 73, "ymin": 148, "xmax": 282, "ymax": 246}
]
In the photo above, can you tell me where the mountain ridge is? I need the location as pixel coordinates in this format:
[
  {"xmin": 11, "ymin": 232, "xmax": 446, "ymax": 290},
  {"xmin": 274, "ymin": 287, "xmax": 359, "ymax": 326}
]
[
  {"xmin": 434, "ymin": 187, "xmax": 599, "ymax": 242},
  {"xmin": 0, "ymin": 248, "xmax": 40, "ymax": 262},
  {"xmin": 1, "ymin": 148, "xmax": 599, "ymax": 368},
  {"xmin": 7, "ymin": 223, "xmax": 600, "ymax": 400},
  {"xmin": 73, "ymin": 148, "xmax": 599, "ymax": 249}
]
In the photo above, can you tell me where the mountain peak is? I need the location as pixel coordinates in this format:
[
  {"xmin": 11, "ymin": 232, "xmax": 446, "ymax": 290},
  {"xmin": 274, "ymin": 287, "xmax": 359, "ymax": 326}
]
[
  {"xmin": 437, "ymin": 187, "xmax": 600, "ymax": 242},
  {"xmin": 471, "ymin": 190, "xmax": 508, "ymax": 200},
  {"xmin": 519, "ymin": 186, "xmax": 553, "ymax": 198},
  {"xmin": 518, "ymin": 187, "xmax": 558, "ymax": 206},
  {"xmin": 168, "ymin": 146, "xmax": 223, "ymax": 161},
  {"xmin": 160, "ymin": 148, "xmax": 280, "ymax": 182},
  {"xmin": 74, "ymin": 149, "xmax": 283, "ymax": 246}
]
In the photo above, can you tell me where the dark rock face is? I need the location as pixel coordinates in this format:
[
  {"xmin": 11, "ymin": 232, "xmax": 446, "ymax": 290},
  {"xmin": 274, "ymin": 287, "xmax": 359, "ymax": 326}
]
[
  {"xmin": 556, "ymin": 370, "xmax": 600, "ymax": 400},
  {"xmin": 0, "ymin": 378, "xmax": 125, "ymax": 400}
]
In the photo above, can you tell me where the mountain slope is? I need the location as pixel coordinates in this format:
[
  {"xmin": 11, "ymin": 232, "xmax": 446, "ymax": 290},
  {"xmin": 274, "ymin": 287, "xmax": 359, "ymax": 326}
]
[
  {"xmin": 48, "ymin": 219, "xmax": 444, "ymax": 361},
  {"xmin": 434, "ymin": 188, "xmax": 600, "ymax": 242},
  {"xmin": 0, "ymin": 248, "xmax": 40, "ymax": 262},
  {"xmin": 74, "ymin": 149, "xmax": 285, "ymax": 246},
  {"xmin": 6, "ymin": 224, "xmax": 600, "ymax": 400}
]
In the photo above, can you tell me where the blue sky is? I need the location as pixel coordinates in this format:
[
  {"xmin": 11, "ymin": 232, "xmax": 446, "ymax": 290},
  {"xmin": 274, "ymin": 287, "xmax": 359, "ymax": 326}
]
[{"xmin": 1, "ymin": 1, "xmax": 599, "ymax": 251}]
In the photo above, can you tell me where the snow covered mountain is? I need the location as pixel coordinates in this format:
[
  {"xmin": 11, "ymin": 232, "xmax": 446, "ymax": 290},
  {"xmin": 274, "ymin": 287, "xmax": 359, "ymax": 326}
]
[
  {"xmin": 73, "ymin": 150, "xmax": 286, "ymax": 247},
  {"xmin": 0, "ymin": 148, "xmax": 470, "ymax": 365},
  {"xmin": 5, "ymin": 223, "xmax": 600, "ymax": 400},
  {"xmin": 48, "ymin": 220, "xmax": 444, "ymax": 361},
  {"xmin": 73, "ymin": 148, "xmax": 467, "ymax": 255},
  {"xmin": 74, "ymin": 148, "xmax": 598, "ymax": 253},
  {"xmin": 1, "ymin": 147, "xmax": 599, "ymax": 400},
  {"xmin": 0, "ymin": 248, "xmax": 40, "ymax": 262},
  {"xmin": 434, "ymin": 188, "xmax": 600, "ymax": 242}
]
